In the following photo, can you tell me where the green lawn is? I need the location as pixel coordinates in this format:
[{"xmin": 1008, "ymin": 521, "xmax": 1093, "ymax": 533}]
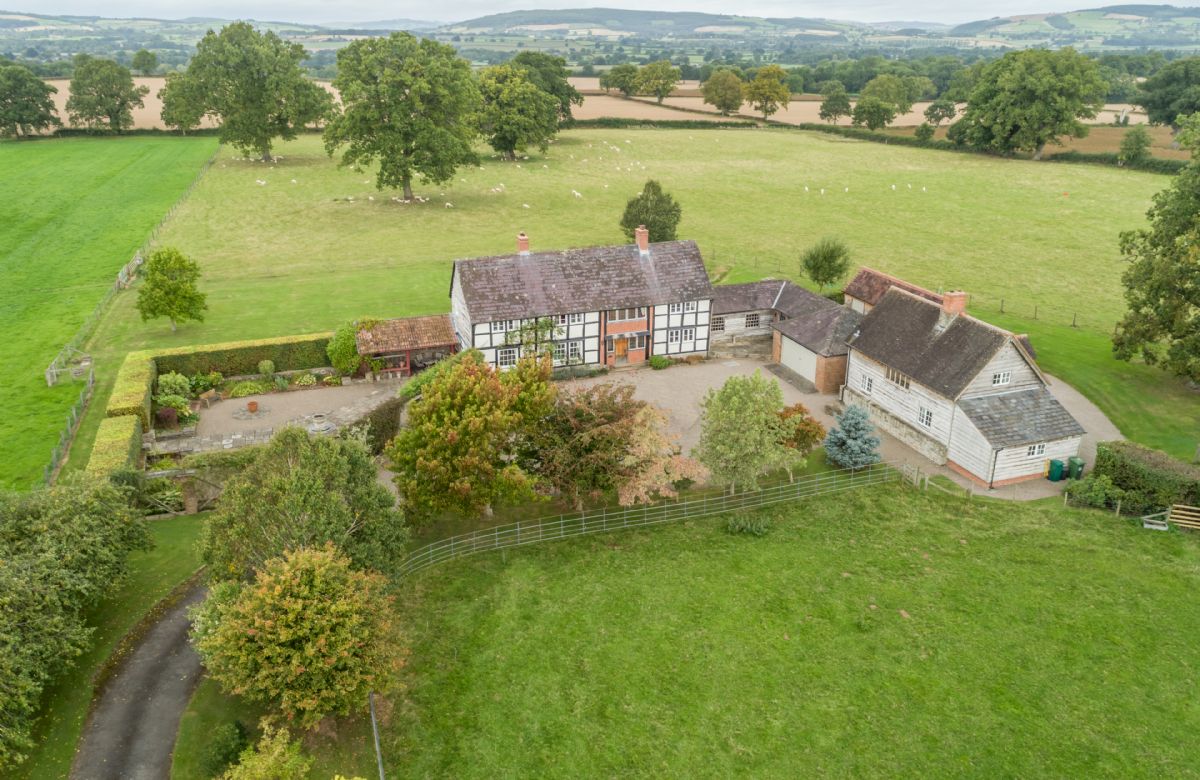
[
  {"xmin": 61, "ymin": 127, "xmax": 1194, "ymax": 472},
  {"xmin": 172, "ymin": 487, "xmax": 1200, "ymax": 777},
  {"xmin": 15, "ymin": 514, "xmax": 205, "ymax": 779},
  {"xmin": 0, "ymin": 136, "xmax": 218, "ymax": 490}
]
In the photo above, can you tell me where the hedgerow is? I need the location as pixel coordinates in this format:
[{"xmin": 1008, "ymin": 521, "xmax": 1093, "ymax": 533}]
[
  {"xmin": 1094, "ymin": 441, "xmax": 1200, "ymax": 513},
  {"xmin": 85, "ymin": 416, "xmax": 144, "ymax": 475}
]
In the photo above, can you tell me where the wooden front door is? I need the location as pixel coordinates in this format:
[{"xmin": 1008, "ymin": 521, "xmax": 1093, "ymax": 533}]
[{"xmin": 615, "ymin": 337, "xmax": 629, "ymax": 360}]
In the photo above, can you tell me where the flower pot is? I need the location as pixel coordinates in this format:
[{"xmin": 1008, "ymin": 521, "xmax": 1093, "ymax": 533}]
[{"xmin": 247, "ymin": 400, "xmax": 258, "ymax": 414}]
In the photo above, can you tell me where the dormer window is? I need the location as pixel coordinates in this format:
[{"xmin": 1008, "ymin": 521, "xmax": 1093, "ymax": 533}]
[
  {"xmin": 992, "ymin": 371, "xmax": 1011, "ymax": 386},
  {"xmin": 886, "ymin": 367, "xmax": 910, "ymax": 390}
]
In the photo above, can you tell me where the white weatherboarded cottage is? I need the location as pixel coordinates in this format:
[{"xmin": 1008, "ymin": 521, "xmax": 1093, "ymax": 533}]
[
  {"xmin": 841, "ymin": 288, "xmax": 1085, "ymax": 487},
  {"xmin": 449, "ymin": 228, "xmax": 713, "ymax": 370}
]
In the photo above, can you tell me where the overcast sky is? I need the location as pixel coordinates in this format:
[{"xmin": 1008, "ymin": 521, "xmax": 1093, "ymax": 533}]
[{"xmin": 26, "ymin": 1, "xmax": 1102, "ymax": 25}]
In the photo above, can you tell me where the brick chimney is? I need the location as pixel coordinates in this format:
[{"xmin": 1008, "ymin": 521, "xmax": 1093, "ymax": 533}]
[
  {"xmin": 941, "ymin": 290, "xmax": 969, "ymax": 317},
  {"xmin": 517, "ymin": 231, "xmax": 530, "ymax": 256},
  {"xmin": 635, "ymin": 225, "xmax": 649, "ymax": 255}
]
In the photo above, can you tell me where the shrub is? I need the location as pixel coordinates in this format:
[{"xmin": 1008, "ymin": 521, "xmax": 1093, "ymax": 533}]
[
  {"xmin": 649, "ymin": 354, "xmax": 671, "ymax": 370},
  {"xmin": 191, "ymin": 546, "xmax": 406, "ymax": 727},
  {"xmin": 725, "ymin": 510, "xmax": 772, "ymax": 537},
  {"xmin": 292, "ymin": 372, "xmax": 317, "ymax": 387},
  {"xmin": 220, "ymin": 722, "xmax": 310, "ymax": 780},
  {"xmin": 272, "ymin": 375, "xmax": 289, "ymax": 392},
  {"xmin": 1094, "ymin": 441, "xmax": 1200, "ymax": 513},
  {"xmin": 914, "ymin": 122, "xmax": 935, "ymax": 141},
  {"xmin": 156, "ymin": 406, "xmax": 178, "ymax": 428},
  {"xmin": 228, "ymin": 380, "xmax": 271, "ymax": 398},
  {"xmin": 323, "ymin": 374, "xmax": 343, "ymax": 387},
  {"xmin": 327, "ymin": 321, "xmax": 363, "ymax": 375},
  {"xmin": 201, "ymin": 721, "xmax": 249, "ymax": 778},
  {"xmin": 399, "ymin": 350, "xmax": 471, "ymax": 400},
  {"xmin": 1065, "ymin": 473, "xmax": 1126, "ymax": 510},
  {"xmin": 257, "ymin": 359, "xmax": 275, "ymax": 377},
  {"xmin": 1045, "ymin": 150, "xmax": 1187, "ymax": 175},
  {"xmin": 156, "ymin": 371, "xmax": 192, "ymax": 398},
  {"xmin": 85, "ymin": 415, "xmax": 143, "ymax": 475},
  {"xmin": 155, "ymin": 393, "xmax": 190, "ymax": 414},
  {"xmin": 190, "ymin": 371, "xmax": 223, "ymax": 394},
  {"xmin": 351, "ymin": 395, "xmax": 408, "ymax": 454}
]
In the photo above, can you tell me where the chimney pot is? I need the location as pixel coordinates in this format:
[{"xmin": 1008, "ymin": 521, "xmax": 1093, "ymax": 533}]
[
  {"xmin": 517, "ymin": 231, "xmax": 530, "ymax": 255},
  {"xmin": 635, "ymin": 225, "xmax": 649, "ymax": 254},
  {"xmin": 941, "ymin": 290, "xmax": 969, "ymax": 317}
]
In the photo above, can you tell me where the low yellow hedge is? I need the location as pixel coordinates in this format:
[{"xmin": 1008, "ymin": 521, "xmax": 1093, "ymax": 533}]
[
  {"xmin": 85, "ymin": 415, "xmax": 143, "ymax": 475},
  {"xmin": 106, "ymin": 351, "xmax": 157, "ymax": 428}
]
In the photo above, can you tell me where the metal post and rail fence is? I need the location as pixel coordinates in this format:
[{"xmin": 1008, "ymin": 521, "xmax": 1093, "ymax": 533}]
[{"xmin": 396, "ymin": 461, "xmax": 915, "ymax": 579}]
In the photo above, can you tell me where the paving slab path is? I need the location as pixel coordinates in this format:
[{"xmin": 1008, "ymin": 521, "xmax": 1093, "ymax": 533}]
[{"xmin": 71, "ymin": 583, "xmax": 206, "ymax": 780}]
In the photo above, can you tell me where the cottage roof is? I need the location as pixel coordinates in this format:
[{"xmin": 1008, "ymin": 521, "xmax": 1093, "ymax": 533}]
[
  {"xmin": 958, "ymin": 388, "xmax": 1085, "ymax": 448},
  {"xmin": 847, "ymin": 288, "xmax": 1012, "ymax": 398},
  {"xmin": 355, "ymin": 314, "xmax": 458, "ymax": 355},
  {"xmin": 844, "ymin": 267, "xmax": 943, "ymax": 308},
  {"xmin": 711, "ymin": 280, "xmax": 785, "ymax": 315},
  {"xmin": 453, "ymin": 240, "xmax": 713, "ymax": 322},
  {"xmin": 775, "ymin": 306, "xmax": 863, "ymax": 357}
]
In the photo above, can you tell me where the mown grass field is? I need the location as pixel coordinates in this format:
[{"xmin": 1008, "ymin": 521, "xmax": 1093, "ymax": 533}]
[
  {"xmin": 0, "ymin": 136, "xmax": 218, "ymax": 490},
  {"xmin": 63, "ymin": 127, "xmax": 1194, "ymax": 469},
  {"xmin": 172, "ymin": 487, "xmax": 1200, "ymax": 777},
  {"xmin": 16, "ymin": 514, "xmax": 204, "ymax": 780}
]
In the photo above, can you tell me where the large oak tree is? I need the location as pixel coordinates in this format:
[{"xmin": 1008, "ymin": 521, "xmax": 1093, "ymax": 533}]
[
  {"xmin": 0, "ymin": 62, "xmax": 60, "ymax": 137},
  {"xmin": 478, "ymin": 64, "xmax": 560, "ymax": 160},
  {"xmin": 951, "ymin": 48, "xmax": 1106, "ymax": 160},
  {"xmin": 324, "ymin": 32, "xmax": 480, "ymax": 201},
  {"xmin": 509, "ymin": 51, "xmax": 582, "ymax": 120},
  {"xmin": 66, "ymin": 55, "xmax": 148, "ymax": 132},
  {"xmin": 163, "ymin": 22, "xmax": 332, "ymax": 160}
]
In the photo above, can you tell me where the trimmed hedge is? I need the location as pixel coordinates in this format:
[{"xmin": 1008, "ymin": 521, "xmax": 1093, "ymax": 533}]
[
  {"xmin": 1045, "ymin": 150, "xmax": 1187, "ymax": 175},
  {"xmin": 1094, "ymin": 441, "xmax": 1200, "ymax": 513},
  {"xmin": 564, "ymin": 117, "xmax": 757, "ymax": 129},
  {"xmin": 353, "ymin": 395, "xmax": 408, "ymax": 454},
  {"xmin": 154, "ymin": 332, "xmax": 332, "ymax": 377},
  {"xmin": 107, "ymin": 352, "xmax": 157, "ymax": 428},
  {"xmin": 86, "ymin": 415, "xmax": 143, "ymax": 475}
]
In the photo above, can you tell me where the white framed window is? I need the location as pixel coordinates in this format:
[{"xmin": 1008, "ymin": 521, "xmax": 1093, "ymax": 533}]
[
  {"xmin": 552, "ymin": 314, "xmax": 568, "ymax": 327},
  {"xmin": 1027, "ymin": 443, "xmax": 1046, "ymax": 457},
  {"xmin": 568, "ymin": 340, "xmax": 583, "ymax": 361},
  {"xmin": 861, "ymin": 375, "xmax": 873, "ymax": 394},
  {"xmin": 682, "ymin": 327, "xmax": 695, "ymax": 342},
  {"xmin": 669, "ymin": 303, "xmax": 683, "ymax": 314},
  {"xmin": 745, "ymin": 313, "xmax": 760, "ymax": 328},
  {"xmin": 886, "ymin": 368, "xmax": 911, "ymax": 390},
  {"xmin": 917, "ymin": 406, "xmax": 933, "ymax": 429},
  {"xmin": 552, "ymin": 342, "xmax": 566, "ymax": 363},
  {"xmin": 608, "ymin": 307, "xmax": 647, "ymax": 321},
  {"xmin": 498, "ymin": 347, "xmax": 518, "ymax": 368},
  {"xmin": 632, "ymin": 334, "xmax": 645, "ymax": 349},
  {"xmin": 668, "ymin": 329, "xmax": 681, "ymax": 344},
  {"xmin": 992, "ymin": 371, "xmax": 1011, "ymax": 386},
  {"xmin": 712, "ymin": 316, "xmax": 725, "ymax": 333},
  {"xmin": 684, "ymin": 301, "xmax": 698, "ymax": 313},
  {"xmin": 568, "ymin": 313, "xmax": 584, "ymax": 325}
]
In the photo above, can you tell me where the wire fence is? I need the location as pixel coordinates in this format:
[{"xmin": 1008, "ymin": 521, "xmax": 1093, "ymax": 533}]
[
  {"xmin": 397, "ymin": 461, "xmax": 913, "ymax": 579},
  {"xmin": 42, "ymin": 366, "xmax": 96, "ymax": 485},
  {"xmin": 44, "ymin": 149, "xmax": 219, "ymax": 387}
]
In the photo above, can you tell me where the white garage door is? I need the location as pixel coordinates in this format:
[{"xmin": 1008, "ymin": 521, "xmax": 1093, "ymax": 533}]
[{"xmin": 780, "ymin": 336, "xmax": 818, "ymax": 383}]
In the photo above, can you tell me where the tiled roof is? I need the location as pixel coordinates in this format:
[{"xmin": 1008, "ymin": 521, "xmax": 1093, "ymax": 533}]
[
  {"xmin": 453, "ymin": 240, "xmax": 713, "ymax": 322},
  {"xmin": 847, "ymin": 288, "xmax": 1010, "ymax": 399},
  {"xmin": 844, "ymin": 267, "xmax": 942, "ymax": 307},
  {"xmin": 959, "ymin": 388, "xmax": 1085, "ymax": 447},
  {"xmin": 775, "ymin": 306, "xmax": 863, "ymax": 357},
  {"xmin": 712, "ymin": 280, "xmax": 786, "ymax": 314},
  {"xmin": 356, "ymin": 314, "xmax": 458, "ymax": 355}
]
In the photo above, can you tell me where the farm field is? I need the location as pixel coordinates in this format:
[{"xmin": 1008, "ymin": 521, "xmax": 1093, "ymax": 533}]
[
  {"xmin": 0, "ymin": 136, "xmax": 218, "ymax": 490},
  {"xmin": 62, "ymin": 127, "xmax": 1195, "ymax": 472},
  {"xmin": 15, "ymin": 514, "xmax": 204, "ymax": 780},
  {"xmin": 171, "ymin": 486, "xmax": 1200, "ymax": 777}
]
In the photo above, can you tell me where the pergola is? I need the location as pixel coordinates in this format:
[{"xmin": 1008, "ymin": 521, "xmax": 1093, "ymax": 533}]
[{"xmin": 355, "ymin": 315, "xmax": 459, "ymax": 377}]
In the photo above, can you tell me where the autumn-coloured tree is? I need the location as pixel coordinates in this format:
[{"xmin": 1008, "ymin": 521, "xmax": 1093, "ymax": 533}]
[
  {"xmin": 530, "ymin": 383, "xmax": 705, "ymax": 508},
  {"xmin": 386, "ymin": 350, "xmax": 553, "ymax": 520},
  {"xmin": 191, "ymin": 545, "xmax": 405, "ymax": 729},
  {"xmin": 778, "ymin": 403, "xmax": 826, "ymax": 481}
]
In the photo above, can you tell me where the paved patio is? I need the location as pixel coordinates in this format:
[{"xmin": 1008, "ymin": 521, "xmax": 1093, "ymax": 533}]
[{"xmin": 570, "ymin": 358, "xmax": 1122, "ymax": 502}]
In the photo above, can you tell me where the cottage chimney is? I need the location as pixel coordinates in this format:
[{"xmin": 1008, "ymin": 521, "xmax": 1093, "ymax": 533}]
[
  {"xmin": 635, "ymin": 225, "xmax": 649, "ymax": 255},
  {"xmin": 941, "ymin": 290, "xmax": 969, "ymax": 317},
  {"xmin": 517, "ymin": 231, "xmax": 530, "ymax": 256}
]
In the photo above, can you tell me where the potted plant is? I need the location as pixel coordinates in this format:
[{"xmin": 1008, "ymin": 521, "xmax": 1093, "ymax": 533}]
[{"xmin": 247, "ymin": 400, "xmax": 259, "ymax": 414}]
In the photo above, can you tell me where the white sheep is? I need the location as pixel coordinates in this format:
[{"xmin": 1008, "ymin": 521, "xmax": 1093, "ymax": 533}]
[
  {"xmin": 522, "ymin": 203, "xmax": 531, "ymax": 209},
  {"xmin": 445, "ymin": 202, "xmax": 453, "ymax": 208},
  {"xmin": 255, "ymin": 179, "xmax": 266, "ymax": 185},
  {"xmin": 572, "ymin": 190, "xmax": 582, "ymax": 199}
]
